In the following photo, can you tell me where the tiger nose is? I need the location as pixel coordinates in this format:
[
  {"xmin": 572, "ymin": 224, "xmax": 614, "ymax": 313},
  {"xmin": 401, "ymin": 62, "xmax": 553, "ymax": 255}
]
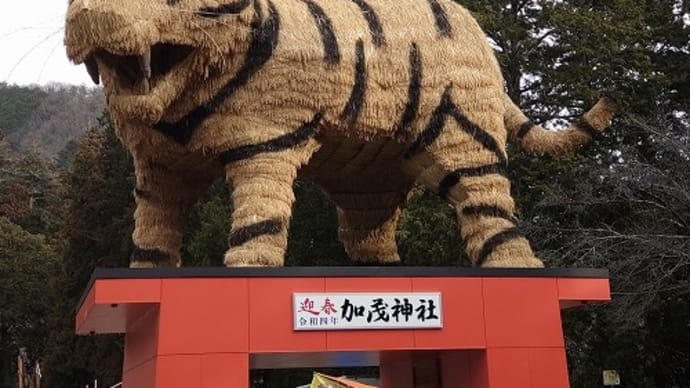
[
  {"xmin": 68, "ymin": 0, "xmax": 131, "ymax": 20},
  {"xmin": 65, "ymin": 0, "xmax": 159, "ymax": 59},
  {"xmin": 65, "ymin": 4, "xmax": 128, "ymax": 47}
]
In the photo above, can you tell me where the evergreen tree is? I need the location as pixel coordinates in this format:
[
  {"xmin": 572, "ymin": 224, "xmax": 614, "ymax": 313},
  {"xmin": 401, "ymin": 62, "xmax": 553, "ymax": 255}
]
[
  {"xmin": 0, "ymin": 83, "xmax": 47, "ymax": 138},
  {"xmin": 0, "ymin": 218, "xmax": 56, "ymax": 388},
  {"xmin": 397, "ymin": 188, "xmax": 465, "ymax": 266},
  {"xmin": 183, "ymin": 182, "xmax": 231, "ymax": 266},
  {"xmin": 43, "ymin": 114, "xmax": 134, "ymax": 387},
  {"xmin": 464, "ymin": 0, "xmax": 689, "ymax": 119},
  {"xmin": 286, "ymin": 181, "xmax": 349, "ymax": 266}
]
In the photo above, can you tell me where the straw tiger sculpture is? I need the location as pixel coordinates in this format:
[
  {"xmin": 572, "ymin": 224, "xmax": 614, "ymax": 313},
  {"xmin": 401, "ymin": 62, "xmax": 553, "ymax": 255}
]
[{"xmin": 65, "ymin": 0, "xmax": 615, "ymax": 268}]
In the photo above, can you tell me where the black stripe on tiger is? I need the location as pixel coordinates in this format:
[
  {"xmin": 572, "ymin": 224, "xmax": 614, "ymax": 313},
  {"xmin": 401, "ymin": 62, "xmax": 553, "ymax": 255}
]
[
  {"xmin": 574, "ymin": 118, "xmax": 600, "ymax": 138},
  {"xmin": 196, "ymin": 0, "xmax": 252, "ymax": 17},
  {"xmin": 461, "ymin": 204, "xmax": 516, "ymax": 224},
  {"xmin": 447, "ymin": 105, "xmax": 507, "ymax": 166},
  {"xmin": 351, "ymin": 0, "xmax": 386, "ymax": 47},
  {"xmin": 301, "ymin": 0, "xmax": 341, "ymax": 64},
  {"xmin": 228, "ymin": 219, "xmax": 283, "ymax": 247},
  {"xmin": 404, "ymin": 86, "xmax": 452, "ymax": 158},
  {"xmin": 340, "ymin": 39, "xmax": 367, "ymax": 127},
  {"xmin": 476, "ymin": 227, "xmax": 524, "ymax": 266},
  {"xmin": 219, "ymin": 112, "xmax": 323, "ymax": 164},
  {"xmin": 426, "ymin": 0, "xmax": 452, "ymax": 37},
  {"xmin": 131, "ymin": 247, "xmax": 170, "ymax": 264},
  {"xmin": 438, "ymin": 163, "xmax": 506, "ymax": 199},
  {"xmin": 395, "ymin": 43, "xmax": 422, "ymax": 138},
  {"xmin": 154, "ymin": 0, "xmax": 279, "ymax": 145},
  {"xmin": 516, "ymin": 120, "xmax": 535, "ymax": 140}
]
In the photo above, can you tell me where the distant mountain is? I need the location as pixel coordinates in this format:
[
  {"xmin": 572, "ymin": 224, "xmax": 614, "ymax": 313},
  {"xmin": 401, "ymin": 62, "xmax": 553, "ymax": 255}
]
[{"xmin": 0, "ymin": 82, "xmax": 104, "ymax": 162}]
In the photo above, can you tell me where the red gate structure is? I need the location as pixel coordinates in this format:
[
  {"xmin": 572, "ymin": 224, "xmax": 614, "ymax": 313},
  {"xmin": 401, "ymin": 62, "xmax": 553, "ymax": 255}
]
[{"xmin": 75, "ymin": 267, "xmax": 610, "ymax": 387}]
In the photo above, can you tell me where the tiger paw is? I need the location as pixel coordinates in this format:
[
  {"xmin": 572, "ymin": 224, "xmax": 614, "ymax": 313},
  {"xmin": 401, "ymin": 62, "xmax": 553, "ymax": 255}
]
[
  {"xmin": 481, "ymin": 256, "xmax": 545, "ymax": 268},
  {"xmin": 224, "ymin": 245, "xmax": 285, "ymax": 267}
]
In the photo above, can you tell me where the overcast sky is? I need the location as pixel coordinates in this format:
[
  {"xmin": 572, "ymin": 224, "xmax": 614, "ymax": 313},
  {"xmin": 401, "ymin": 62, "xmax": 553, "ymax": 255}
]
[{"xmin": 1, "ymin": 1, "xmax": 92, "ymax": 86}]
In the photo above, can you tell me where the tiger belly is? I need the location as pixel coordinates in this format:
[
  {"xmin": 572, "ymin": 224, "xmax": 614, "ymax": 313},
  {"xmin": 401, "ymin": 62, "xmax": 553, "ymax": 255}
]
[
  {"xmin": 302, "ymin": 132, "xmax": 410, "ymax": 190},
  {"xmin": 302, "ymin": 132, "xmax": 415, "ymax": 263}
]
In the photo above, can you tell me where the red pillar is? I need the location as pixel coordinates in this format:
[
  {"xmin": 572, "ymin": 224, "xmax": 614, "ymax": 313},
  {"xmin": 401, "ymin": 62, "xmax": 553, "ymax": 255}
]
[
  {"xmin": 99, "ymin": 278, "xmax": 250, "ymax": 388},
  {"xmin": 486, "ymin": 278, "xmax": 569, "ymax": 387}
]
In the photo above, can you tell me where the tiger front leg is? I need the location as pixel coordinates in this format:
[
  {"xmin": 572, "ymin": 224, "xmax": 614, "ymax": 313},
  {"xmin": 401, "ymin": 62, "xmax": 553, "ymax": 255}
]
[
  {"xmin": 130, "ymin": 160, "xmax": 215, "ymax": 268},
  {"xmin": 222, "ymin": 139, "xmax": 319, "ymax": 267}
]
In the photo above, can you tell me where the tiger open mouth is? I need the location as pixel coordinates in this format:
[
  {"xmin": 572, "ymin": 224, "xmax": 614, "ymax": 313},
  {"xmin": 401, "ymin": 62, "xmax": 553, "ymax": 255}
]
[{"xmin": 84, "ymin": 43, "xmax": 194, "ymax": 94}]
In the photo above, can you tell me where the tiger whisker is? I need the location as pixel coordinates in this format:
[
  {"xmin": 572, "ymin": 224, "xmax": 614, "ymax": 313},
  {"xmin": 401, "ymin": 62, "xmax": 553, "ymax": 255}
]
[
  {"xmin": 37, "ymin": 36, "xmax": 64, "ymax": 84},
  {"xmin": 0, "ymin": 26, "xmax": 64, "ymax": 41},
  {"xmin": 5, "ymin": 28, "xmax": 63, "ymax": 82},
  {"xmin": 188, "ymin": 19, "xmax": 224, "ymax": 56}
]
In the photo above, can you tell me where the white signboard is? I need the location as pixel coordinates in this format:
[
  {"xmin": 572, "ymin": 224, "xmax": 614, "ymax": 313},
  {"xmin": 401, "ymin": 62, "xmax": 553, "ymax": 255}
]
[{"xmin": 293, "ymin": 293, "xmax": 443, "ymax": 331}]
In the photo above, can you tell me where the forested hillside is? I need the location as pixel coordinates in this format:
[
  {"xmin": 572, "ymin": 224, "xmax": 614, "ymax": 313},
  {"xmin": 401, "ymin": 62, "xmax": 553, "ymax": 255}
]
[
  {"xmin": 0, "ymin": 82, "xmax": 104, "ymax": 163},
  {"xmin": 1, "ymin": 0, "xmax": 688, "ymax": 387}
]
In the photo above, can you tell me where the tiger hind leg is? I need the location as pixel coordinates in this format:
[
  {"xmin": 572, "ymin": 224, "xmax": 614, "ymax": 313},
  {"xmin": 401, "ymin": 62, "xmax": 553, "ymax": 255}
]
[
  {"xmin": 408, "ymin": 158, "xmax": 542, "ymax": 268},
  {"xmin": 329, "ymin": 190, "xmax": 411, "ymax": 264},
  {"xmin": 452, "ymin": 172, "xmax": 542, "ymax": 267},
  {"xmin": 402, "ymin": 92, "xmax": 543, "ymax": 268}
]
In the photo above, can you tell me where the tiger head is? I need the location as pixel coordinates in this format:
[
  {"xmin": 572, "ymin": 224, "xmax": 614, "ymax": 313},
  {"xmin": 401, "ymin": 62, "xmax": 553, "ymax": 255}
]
[{"xmin": 64, "ymin": 0, "xmax": 256, "ymax": 123}]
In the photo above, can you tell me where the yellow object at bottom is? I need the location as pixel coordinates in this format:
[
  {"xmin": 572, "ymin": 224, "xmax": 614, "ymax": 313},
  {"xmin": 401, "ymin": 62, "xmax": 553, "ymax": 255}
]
[{"xmin": 310, "ymin": 373, "xmax": 378, "ymax": 388}]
